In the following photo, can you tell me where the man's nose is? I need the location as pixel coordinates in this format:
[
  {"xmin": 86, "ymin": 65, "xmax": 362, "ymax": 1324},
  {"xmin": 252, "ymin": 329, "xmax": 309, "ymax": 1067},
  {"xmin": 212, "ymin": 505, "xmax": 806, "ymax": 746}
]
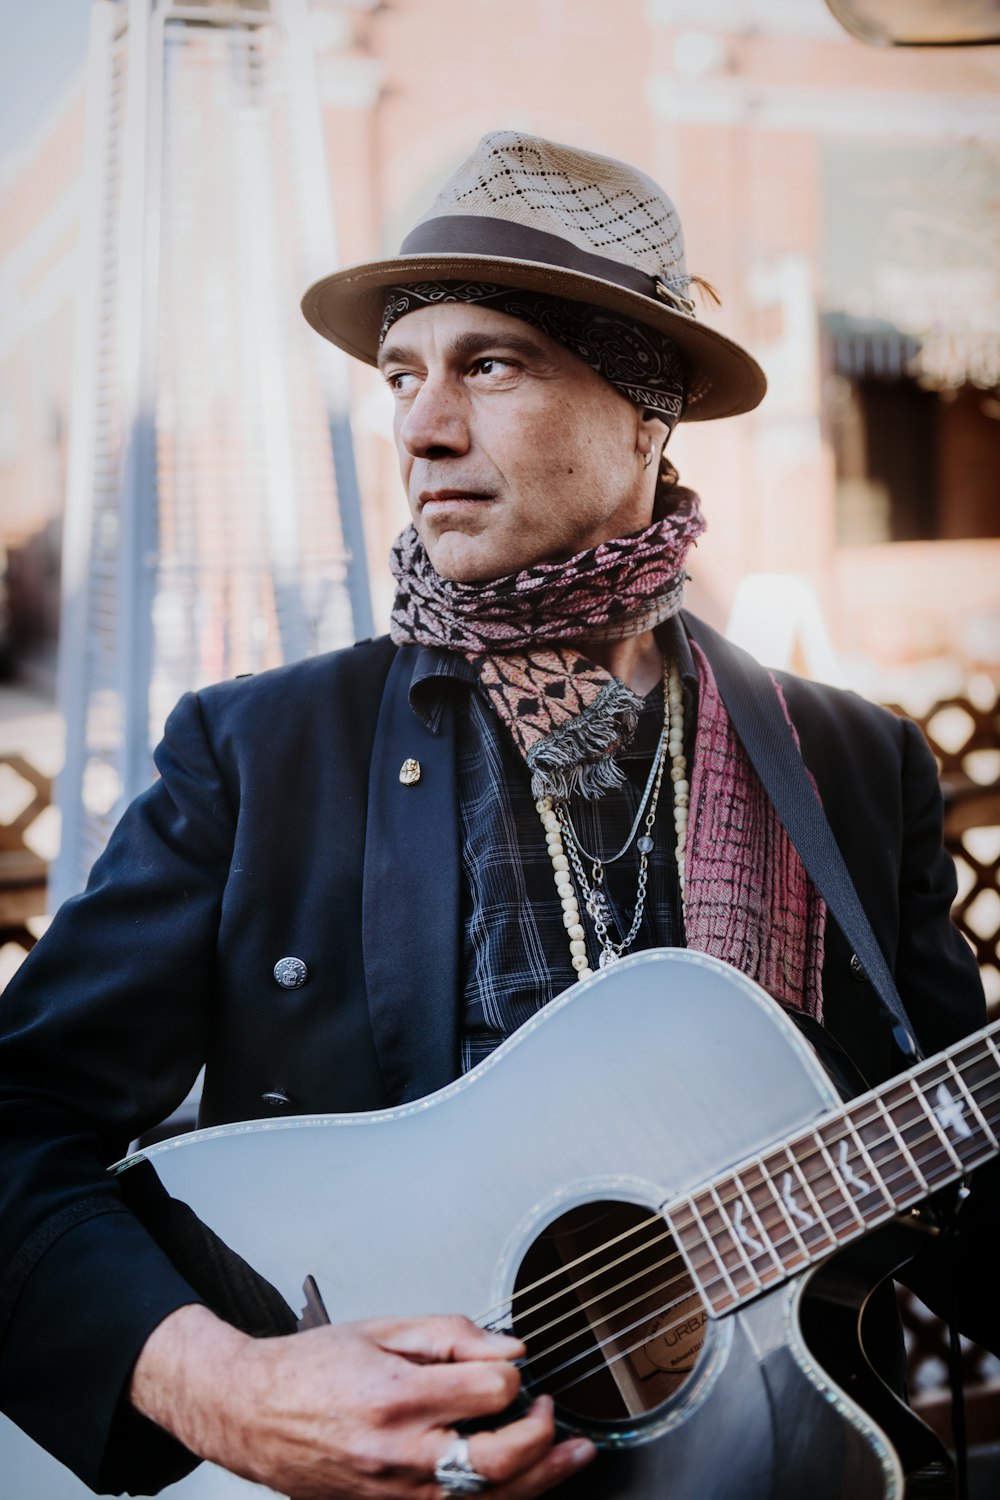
[{"xmin": 398, "ymin": 377, "xmax": 471, "ymax": 458}]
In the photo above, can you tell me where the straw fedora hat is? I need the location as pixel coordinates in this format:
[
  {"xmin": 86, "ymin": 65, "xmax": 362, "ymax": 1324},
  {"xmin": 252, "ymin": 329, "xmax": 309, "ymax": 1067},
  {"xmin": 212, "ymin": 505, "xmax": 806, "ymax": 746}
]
[{"xmin": 302, "ymin": 131, "xmax": 766, "ymax": 422}]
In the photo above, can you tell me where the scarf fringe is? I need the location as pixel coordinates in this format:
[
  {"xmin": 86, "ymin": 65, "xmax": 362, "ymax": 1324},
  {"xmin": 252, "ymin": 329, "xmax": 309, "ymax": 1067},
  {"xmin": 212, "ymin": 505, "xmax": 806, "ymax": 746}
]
[{"xmin": 527, "ymin": 678, "xmax": 643, "ymax": 802}]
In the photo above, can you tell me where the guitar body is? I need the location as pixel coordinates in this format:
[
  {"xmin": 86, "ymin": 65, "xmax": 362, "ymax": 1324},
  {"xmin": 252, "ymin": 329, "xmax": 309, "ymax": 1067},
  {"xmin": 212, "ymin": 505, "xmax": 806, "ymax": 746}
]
[{"xmin": 2, "ymin": 951, "xmax": 941, "ymax": 1498}]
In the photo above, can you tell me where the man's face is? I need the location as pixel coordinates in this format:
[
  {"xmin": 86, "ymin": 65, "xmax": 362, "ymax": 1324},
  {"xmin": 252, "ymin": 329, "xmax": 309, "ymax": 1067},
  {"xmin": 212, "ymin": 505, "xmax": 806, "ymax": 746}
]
[{"xmin": 378, "ymin": 303, "xmax": 661, "ymax": 582}]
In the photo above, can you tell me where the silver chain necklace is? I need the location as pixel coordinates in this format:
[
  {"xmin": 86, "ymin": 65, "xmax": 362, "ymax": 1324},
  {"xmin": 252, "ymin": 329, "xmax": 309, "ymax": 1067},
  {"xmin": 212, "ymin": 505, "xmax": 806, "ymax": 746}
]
[
  {"xmin": 536, "ymin": 656, "xmax": 689, "ymax": 980},
  {"xmin": 553, "ymin": 655, "xmax": 673, "ymax": 969},
  {"xmin": 557, "ymin": 697, "xmax": 669, "ymax": 867}
]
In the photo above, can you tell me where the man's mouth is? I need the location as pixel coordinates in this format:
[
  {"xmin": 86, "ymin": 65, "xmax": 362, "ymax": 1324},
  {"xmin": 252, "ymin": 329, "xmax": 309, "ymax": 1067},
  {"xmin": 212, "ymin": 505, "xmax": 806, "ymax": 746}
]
[{"xmin": 418, "ymin": 489, "xmax": 493, "ymax": 511}]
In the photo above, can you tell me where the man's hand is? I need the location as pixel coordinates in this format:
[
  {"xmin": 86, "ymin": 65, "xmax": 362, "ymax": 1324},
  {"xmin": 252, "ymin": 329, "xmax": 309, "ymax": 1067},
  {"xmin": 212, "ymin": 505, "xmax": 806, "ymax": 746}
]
[{"xmin": 130, "ymin": 1303, "xmax": 596, "ymax": 1498}]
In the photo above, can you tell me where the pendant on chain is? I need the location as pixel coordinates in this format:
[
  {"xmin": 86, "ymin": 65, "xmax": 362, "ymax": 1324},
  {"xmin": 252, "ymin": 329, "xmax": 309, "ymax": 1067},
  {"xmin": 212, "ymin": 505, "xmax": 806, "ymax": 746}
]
[
  {"xmin": 586, "ymin": 892, "xmax": 608, "ymax": 921},
  {"xmin": 535, "ymin": 653, "xmax": 688, "ymax": 982}
]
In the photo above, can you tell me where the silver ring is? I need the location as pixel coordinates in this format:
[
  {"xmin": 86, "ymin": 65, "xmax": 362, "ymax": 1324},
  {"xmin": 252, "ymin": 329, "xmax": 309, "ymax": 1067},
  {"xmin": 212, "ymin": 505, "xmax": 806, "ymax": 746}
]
[{"xmin": 434, "ymin": 1434, "xmax": 490, "ymax": 1495}]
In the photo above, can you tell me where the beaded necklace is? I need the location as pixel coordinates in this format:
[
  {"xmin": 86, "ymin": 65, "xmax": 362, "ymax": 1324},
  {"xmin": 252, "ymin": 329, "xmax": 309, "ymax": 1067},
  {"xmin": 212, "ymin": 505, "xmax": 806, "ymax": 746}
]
[{"xmin": 535, "ymin": 658, "xmax": 688, "ymax": 978}]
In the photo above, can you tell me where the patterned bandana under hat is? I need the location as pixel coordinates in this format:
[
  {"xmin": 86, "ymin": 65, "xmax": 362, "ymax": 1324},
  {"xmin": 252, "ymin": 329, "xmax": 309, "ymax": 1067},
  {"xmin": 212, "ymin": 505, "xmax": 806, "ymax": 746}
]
[
  {"xmin": 390, "ymin": 488, "xmax": 706, "ymax": 800},
  {"xmin": 380, "ymin": 281, "xmax": 687, "ymax": 431}
]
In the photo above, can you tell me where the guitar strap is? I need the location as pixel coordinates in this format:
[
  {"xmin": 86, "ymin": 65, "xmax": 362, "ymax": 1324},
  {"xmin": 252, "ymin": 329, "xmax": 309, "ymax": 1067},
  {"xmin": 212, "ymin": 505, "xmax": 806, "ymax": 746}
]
[{"xmin": 683, "ymin": 614, "xmax": 923, "ymax": 1063}]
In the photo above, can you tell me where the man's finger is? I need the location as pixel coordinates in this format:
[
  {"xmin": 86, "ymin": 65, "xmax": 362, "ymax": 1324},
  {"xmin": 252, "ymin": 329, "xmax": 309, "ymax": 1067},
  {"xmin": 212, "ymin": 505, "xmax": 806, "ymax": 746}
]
[
  {"xmin": 441, "ymin": 1394, "xmax": 556, "ymax": 1484},
  {"xmin": 374, "ymin": 1314, "xmax": 524, "ymax": 1364},
  {"xmin": 493, "ymin": 1436, "xmax": 598, "ymax": 1500},
  {"xmin": 401, "ymin": 1354, "xmax": 523, "ymax": 1422}
]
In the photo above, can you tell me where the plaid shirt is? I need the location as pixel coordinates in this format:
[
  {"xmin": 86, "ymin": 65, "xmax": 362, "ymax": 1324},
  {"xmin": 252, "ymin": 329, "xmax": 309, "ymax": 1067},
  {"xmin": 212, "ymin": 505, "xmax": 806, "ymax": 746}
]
[{"xmin": 409, "ymin": 620, "xmax": 697, "ymax": 1071}]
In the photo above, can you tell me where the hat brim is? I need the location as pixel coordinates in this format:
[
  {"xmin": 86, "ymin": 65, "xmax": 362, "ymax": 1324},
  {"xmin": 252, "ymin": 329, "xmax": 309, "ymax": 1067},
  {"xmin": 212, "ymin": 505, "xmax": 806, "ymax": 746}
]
[{"xmin": 301, "ymin": 253, "xmax": 766, "ymax": 422}]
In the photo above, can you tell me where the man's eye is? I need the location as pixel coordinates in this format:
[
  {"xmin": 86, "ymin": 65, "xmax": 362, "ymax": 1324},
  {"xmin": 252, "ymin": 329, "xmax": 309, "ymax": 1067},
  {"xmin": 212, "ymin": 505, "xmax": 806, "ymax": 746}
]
[
  {"xmin": 385, "ymin": 371, "xmax": 417, "ymax": 395},
  {"xmin": 470, "ymin": 356, "xmax": 516, "ymax": 379}
]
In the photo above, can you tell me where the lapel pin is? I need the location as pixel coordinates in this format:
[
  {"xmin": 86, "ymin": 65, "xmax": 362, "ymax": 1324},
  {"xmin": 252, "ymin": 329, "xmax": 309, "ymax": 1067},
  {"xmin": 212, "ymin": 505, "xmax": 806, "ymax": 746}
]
[{"xmin": 399, "ymin": 758, "xmax": 421, "ymax": 786}]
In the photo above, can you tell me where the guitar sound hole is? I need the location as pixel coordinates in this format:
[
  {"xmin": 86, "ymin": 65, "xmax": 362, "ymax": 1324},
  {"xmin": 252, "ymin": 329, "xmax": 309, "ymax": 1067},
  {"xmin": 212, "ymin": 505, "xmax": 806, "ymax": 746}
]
[{"xmin": 511, "ymin": 1199, "xmax": 707, "ymax": 1427}]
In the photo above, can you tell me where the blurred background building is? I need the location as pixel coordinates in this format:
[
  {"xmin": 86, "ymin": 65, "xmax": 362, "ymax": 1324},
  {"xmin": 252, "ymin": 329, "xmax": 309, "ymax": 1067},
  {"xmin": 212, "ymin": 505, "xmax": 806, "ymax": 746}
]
[{"xmin": 0, "ymin": 0, "xmax": 998, "ymax": 978}]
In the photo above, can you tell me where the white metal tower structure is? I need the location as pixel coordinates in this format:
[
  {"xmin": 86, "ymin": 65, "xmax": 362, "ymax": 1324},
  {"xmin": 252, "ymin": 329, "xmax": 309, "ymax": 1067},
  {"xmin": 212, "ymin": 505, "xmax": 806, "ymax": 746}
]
[{"xmin": 53, "ymin": 0, "xmax": 372, "ymax": 907}]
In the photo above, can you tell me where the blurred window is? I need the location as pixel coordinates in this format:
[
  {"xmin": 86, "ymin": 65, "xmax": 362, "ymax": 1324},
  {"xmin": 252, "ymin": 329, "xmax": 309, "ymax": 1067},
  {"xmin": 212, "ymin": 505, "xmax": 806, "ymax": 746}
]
[
  {"xmin": 821, "ymin": 140, "xmax": 1000, "ymax": 547},
  {"xmin": 826, "ymin": 360, "xmax": 1000, "ymax": 546}
]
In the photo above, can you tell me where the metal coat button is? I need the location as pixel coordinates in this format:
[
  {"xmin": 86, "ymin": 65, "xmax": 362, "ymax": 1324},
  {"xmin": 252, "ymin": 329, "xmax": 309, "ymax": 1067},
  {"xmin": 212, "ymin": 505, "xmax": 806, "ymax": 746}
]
[
  {"xmin": 274, "ymin": 956, "xmax": 308, "ymax": 989},
  {"xmin": 849, "ymin": 954, "xmax": 868, "ymax": 983}
]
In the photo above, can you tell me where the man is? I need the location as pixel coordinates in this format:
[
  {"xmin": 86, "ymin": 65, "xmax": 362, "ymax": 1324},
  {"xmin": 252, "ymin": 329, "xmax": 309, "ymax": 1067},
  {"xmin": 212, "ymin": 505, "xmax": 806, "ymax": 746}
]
[{"xmin": 0, "ymin": 132, "xmax": 994, "ymax": 1500}]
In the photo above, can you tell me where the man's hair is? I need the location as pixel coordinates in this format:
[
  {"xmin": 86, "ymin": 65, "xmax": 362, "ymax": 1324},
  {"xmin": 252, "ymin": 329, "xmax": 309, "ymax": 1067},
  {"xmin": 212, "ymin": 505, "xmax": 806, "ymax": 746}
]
[{"xmin": 656, "ymin": 451, "xmax": 691, "ymax": 516}]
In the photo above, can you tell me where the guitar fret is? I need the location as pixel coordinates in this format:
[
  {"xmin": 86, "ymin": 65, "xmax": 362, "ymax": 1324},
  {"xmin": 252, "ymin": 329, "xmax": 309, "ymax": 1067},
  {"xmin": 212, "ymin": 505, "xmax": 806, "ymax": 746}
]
[
  {"xmin": 953, "ymin": 1054, "xmax": 1000, "ymax": 1146},
  {"xmin": 839, "ymin": 1092, "xmax": 923, "ymax": 1206},
  {"xmin": 809, "ymin": 1128, "xmax": 869, "ymax": 1236},
  {"xmin": 906, "ymin": 1077, "xmax": 968, "ymax": 1180},
  {"xmin": 914, "ymin": 1055, "xmax": 997, "ymax": 1174},
  {"xmin": 947, "ymin": 1053, "xmax": 999, "ymax": 1159},
  {"xmin": 869, "ymin": 1086, "xmax": 935, "ymax": 1200},
  {"xmin": 965, "ymin": 1038, "xmax": 1000, "ymax": 1141},
  {"xmin": 884, "ymin": 1081, "xmax": 955, "ymax": 1190},
  {"xmin": 737, "ymin": 1157, "xmax": 812, "ymax": 1272},
  {"xmin": 809, "ymin": 1134, "xmax": 863, "ymax": 1230},
  {"xmin": 701, "ymin": 1181, "xmax": 768, "ymax": 1296},
  {"xmin": 791, "ymin": 1128, "xmax": 863, "ymax": 1236},
  {"xmin": 818, "ymin": 1109, "xmax": 894, "ymax": 1229},
  {"xmin": 659, "ymin": 1020, "xmax": 1000, "ymax": 1331},
  {"xmin": 763, "ymin": 1142, "xmax": 838, "ymax": 1259},
  {"xmin": 665, "ymin": 1196, "xmax": 747, "ymax": 1315},
  {"xmin": 730, "ymin": 1169, "xmax": 787, "ymax": 1284}
]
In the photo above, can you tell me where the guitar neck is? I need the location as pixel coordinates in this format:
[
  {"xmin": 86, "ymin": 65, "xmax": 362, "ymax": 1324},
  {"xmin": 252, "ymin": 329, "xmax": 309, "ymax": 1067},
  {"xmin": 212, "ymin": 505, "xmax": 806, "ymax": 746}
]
[{"xmin": 665, "ymin": 1017, "xmax": 1000, "ymax": 1316}]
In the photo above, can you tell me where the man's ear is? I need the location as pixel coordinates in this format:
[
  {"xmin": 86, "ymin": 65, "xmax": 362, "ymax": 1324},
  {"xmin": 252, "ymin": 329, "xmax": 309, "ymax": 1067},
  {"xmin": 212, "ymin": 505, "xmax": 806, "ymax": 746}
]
[{"xmin": 636, "ymin": 410, "xmax": 670, "ymax": 460}]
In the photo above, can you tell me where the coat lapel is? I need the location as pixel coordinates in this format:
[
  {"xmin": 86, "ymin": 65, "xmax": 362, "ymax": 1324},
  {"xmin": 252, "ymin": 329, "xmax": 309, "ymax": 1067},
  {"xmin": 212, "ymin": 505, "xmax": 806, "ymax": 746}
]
[{"xmin": 362, "ymin": 648, "xmax": 463, "ymax": 1103}]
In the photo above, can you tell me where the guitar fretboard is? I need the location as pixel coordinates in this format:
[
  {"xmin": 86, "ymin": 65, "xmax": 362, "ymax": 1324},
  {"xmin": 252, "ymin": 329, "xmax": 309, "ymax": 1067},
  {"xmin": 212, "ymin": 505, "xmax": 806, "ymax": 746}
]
[{"xmin": 664, "ymin": 1020, "xmax": 1000, "ymax": 1316}]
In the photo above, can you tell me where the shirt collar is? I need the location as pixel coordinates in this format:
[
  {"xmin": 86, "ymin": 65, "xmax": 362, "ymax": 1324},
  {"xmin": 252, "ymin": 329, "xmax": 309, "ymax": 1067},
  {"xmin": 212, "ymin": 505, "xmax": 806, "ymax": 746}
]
[{"xmin": 407, "ymin": 645, "xmax": 477, "ymax": 733}]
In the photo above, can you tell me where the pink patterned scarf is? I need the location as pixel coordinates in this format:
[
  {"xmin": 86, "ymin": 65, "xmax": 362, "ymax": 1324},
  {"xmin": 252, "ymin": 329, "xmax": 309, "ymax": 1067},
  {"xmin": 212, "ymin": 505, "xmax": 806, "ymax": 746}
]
[
  {"xmin": 389, "ymin": 493, "xmax": 826, "ymax": 1017},
  {"xmin": 390, "ymin": 488, "xmax": 706, "ymax": 799},
  {"xmin": 686, "ymin": 640, "xmax": 826, "ymax": 1019}
]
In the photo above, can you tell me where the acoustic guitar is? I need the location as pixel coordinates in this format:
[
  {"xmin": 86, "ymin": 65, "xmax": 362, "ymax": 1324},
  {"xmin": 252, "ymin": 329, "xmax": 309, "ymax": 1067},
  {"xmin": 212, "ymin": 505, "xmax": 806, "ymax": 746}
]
[{"xmin": 2, "ymin": 949, "xmax": 996, "ymax": 1498}]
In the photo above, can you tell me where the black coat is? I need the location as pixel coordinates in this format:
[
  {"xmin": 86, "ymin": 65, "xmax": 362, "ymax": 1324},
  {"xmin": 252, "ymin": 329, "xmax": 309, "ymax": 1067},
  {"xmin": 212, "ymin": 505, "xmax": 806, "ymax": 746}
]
[{"xmin": 0, "ymin": 621, "xmax": 991, "ymax": 1491}]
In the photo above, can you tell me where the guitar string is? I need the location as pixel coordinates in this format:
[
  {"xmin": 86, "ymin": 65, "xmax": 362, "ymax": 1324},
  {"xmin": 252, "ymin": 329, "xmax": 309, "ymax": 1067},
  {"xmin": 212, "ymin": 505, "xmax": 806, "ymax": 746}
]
[
  {"xmin": 546, "ymin": 1300, "xmax": 711, "ymax": 1402},
  {"xmin": 533, "ymin": 1061, "xmax": 1000, "ymax": 1404},
  {"xmin": 548, "ymin": 1305, "xmax": 743, "ymax": 1403},
  {"xmin": 515, "ymin": 1080, "xmax": 1000, "ymax": 1392},
  {"xmin": 481, "ymin": 1144, "xmax": 1000, "ymax": 1426},
  {"xmin": 517, "ymin": 1247, "xmax": 686, "ymax": 1352},
  {"xmin": 493, "ymin": 1156, "xmax": 995, "ymax": 1387},
  {"xmin": 484, "ymin": 1071, "xmax": 1000, "ymax": 1365},
  {"xmin": 478, "ymin": 1038, "xmax": 1000, "ymax": 1334},
  {"xmin": 668, "ymin": 1097, "xmax": 997, "ymax": 1258},
  {"xmin": 518, "ymin": 1266, "xmax": 698, "ymax": 1378},
  {"xmin": 523, "ymin": 1283, "xmax": 703, "ymax": 1398},
  {"xmin": 483, "ymin": 1059, "xmax": 1000, "ymax": 1335},
  {"xmin": 512, "ymin": 1081, "xmax": 1000, "ymax": 1378},
  {"xmin": 513, "ymin": 1112, "xmax": 927, "ymax": 1374},
  {"xmin": 495, "ymin": 1227, "xmax": 674, "ymax": 1333},
  {"xmin": 644, "ymin": 1067, "xmax": 1000, "ymax": 1266},
  {"xmin": 653, "ymin": 1076, "xmax": 1000, "ymax": 1307},
  {"xmin": 671, "ymin": 1071, "xmax": 1000, "ymax": 1261},
  {"xmin": 482, "ymin": 1073, "xmax": 1000, "ymax": 1367},
  {"xmin": 476, "ymin": 1213, "xmax": 673, "ymax": 1330}
]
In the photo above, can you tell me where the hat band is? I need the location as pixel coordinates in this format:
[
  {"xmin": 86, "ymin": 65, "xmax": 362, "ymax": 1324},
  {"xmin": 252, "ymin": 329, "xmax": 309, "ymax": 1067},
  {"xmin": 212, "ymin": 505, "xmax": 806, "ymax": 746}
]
[{"xmin": 399, "ymin": 215, "xmax": 667, "ymax": 306}]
